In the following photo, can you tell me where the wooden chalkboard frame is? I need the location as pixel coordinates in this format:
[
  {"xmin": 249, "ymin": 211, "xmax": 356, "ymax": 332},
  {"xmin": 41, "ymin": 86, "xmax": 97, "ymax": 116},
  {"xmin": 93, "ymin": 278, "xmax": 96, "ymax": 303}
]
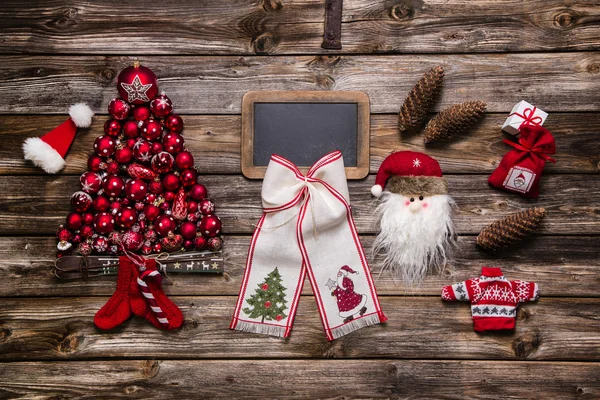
[{"xmin": 241, "ymin": 91, "xmax": 370, "ymax": 179}]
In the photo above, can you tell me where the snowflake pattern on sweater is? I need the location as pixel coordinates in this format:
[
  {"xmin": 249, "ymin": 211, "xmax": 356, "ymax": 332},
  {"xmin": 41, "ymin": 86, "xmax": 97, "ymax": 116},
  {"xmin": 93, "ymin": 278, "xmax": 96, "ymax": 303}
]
[{"xmin": 442, "ymin": 267, "xmax": 539, "ymax": 332}]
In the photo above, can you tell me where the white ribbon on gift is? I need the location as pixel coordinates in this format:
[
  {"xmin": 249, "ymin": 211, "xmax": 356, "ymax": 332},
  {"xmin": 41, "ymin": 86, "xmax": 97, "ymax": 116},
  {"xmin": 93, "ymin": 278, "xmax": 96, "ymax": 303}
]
[{"xmin": 230, "ymin": 151, "xmax": 387, "ymax": 340}]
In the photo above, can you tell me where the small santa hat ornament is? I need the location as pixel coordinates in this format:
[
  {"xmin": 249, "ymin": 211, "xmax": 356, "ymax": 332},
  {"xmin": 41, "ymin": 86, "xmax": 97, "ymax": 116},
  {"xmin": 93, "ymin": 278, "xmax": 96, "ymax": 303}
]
[
  {"xmin": 370, "ymin": 151, "xmax": 447, "ymax": 197},
  {"xmin": 22, "ymin": 103, "xmax": 94, "ymax": 173}
]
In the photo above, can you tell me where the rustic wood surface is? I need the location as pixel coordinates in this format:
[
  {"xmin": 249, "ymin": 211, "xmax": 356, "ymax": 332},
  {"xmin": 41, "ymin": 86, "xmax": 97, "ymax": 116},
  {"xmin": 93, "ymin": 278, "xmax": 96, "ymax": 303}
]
[{"xmin": 0, "ymin": 0, "xmax": 599, "ymax": 398}]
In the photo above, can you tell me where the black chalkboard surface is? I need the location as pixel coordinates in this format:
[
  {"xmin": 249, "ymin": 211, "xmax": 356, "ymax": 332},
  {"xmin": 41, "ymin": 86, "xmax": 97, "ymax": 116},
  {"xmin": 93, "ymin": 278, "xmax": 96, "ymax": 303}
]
[{"xmin": 241, "ymin": 91, "xmax": 370, "ymax": 179}]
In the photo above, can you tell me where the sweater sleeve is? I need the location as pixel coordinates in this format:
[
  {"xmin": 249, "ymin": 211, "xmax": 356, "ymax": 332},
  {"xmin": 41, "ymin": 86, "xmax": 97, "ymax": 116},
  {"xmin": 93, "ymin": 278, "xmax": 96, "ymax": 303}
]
[
  {"xmin": 511, "ymin": 280, "xmax": 539, "ymax": 303},
  {"xmin": 442, "ymin": 279, "xmax": 473, "ymax": 302}
]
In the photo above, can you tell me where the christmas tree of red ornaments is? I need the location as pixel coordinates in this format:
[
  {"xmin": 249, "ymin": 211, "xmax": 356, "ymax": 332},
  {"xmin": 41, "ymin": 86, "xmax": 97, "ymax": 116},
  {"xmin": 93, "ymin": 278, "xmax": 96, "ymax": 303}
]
[{"xmin": 56, "ymin": 61, "xmax": 222, "ymax": 257}]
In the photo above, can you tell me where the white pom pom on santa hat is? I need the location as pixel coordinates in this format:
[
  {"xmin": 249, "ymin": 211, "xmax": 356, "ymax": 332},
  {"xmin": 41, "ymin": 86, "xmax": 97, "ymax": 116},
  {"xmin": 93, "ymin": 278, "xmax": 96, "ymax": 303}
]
[
  {"xmin": 371, "ymin": 184, "xmax": 383, "ymax": 197},
  {"xmin": 23, "ymin": 103, "xmax": 94, "ymax": 174}
]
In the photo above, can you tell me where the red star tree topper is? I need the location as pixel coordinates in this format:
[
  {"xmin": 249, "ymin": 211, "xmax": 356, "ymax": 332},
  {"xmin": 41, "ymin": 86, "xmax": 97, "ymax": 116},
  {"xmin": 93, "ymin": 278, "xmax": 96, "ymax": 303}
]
[{"xmin": 56, "ymin": 62, "xmax": 223, "ymax": 257}]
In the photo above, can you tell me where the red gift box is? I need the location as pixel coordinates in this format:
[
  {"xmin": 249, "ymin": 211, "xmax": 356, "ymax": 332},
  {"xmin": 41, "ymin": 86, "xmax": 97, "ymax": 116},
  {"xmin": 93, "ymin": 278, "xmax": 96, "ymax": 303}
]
[{"xmin": 489, "ymin": 125, "xmax": 556, "ymax": 198}]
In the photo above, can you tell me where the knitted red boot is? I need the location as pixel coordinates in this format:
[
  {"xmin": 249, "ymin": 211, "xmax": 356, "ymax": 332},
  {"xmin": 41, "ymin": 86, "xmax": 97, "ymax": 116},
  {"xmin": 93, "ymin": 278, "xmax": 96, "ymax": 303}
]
[
  {"xmin": 131, "ymin": 258, "xmax": 184, "ymax": 330},
  {"xmin": 94, "ymin": 258, "xmax": 133, "ymax": 330}
]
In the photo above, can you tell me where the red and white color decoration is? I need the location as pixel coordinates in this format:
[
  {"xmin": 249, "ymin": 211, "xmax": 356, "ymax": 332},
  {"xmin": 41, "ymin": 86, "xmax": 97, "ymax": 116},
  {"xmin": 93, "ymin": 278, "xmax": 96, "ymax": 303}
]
[
  {"xmin": 23, "ymin": 103, "xmax": 94, "ymax": 173},
  {"xmin": 231, "ymin": 151, "xmax": 386, "ymax": 341},
  {"xmin": 441, "ymin": 266, "xmax": 539, "ymax": 332},
  {"xmin": 489, "ymin": 125, "xmax": 556, "ymax": 198},
  {"xmin": 501, "ymin": 100, "xmax": 548, "ymax": 136},
  {"xmin": 54, "ymin": 62, "xmax": 223, "ymax": 258},
  {"xmin": 371, "ymin": 151, "xmax": 456, "ymax": 286}
]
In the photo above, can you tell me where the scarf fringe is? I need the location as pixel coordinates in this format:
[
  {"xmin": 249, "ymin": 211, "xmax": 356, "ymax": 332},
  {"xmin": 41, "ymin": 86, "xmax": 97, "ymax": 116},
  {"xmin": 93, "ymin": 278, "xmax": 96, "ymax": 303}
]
[
  {"xmin": 330, "ymin": 313, "xmax": 383, "ymax": 340},
  {"xmin": 233, "ymin": 320, "xmax": 287, "ymax": 338}
]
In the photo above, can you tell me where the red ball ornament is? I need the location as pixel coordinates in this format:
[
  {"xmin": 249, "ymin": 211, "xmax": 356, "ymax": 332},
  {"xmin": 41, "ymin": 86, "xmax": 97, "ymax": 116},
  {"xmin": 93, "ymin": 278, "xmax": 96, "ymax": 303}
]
[
  {"xmin": 275, "ymin": 315, "xmax": 283, "ymax": 322},
  {"xmin": 144, "ymin": 204, "xmax": 161, "ymax": 221},
  {"xmin": 149, "ymin": 180, "xmax": 163, "ymax": 194},
  {"xmin": 103, "ymin": 175, "xmax": 125, "ymax": 197},
  {"xmin": 80, "ymin": 171, "xmax": 103, "ymax": 194},
  {"xmin": 162, "ymin": 132, "xmax": 184, "ymax": 154},
  {"xmin": 153, "ymin": 243, "xmax": 162, "ymax": 253},
  {"xmin": 133, "ymin": 105, "xmax": 151, "ymax": 121},
  {"xmin": 175, "ymin": 151, "xmax": 194, "ymax": 169},
  {"xmin": 179, "ymin": 168, "xmax": 197, "ymax": 187},
  {"xmin": 162, "ymin": 173, "xmax": 180, "ymax": 191},
  {"xmin": 105, "ymin": 160, "xmax": 120, "ymax": 175},
  {"xmin": 108, "ymin": 98, "xmax": 131, "ymax": 120},
  {"xmin": 117, "ymin": 207, "xmax": 138, "ymax": 229},
  {"xmin": 121, "ymin": 230, "xmax": 144, "ymax": 251},
  {"xmin": 70, "ymin": 191, "xmax": 92, "ymax": 213},
  {"xmin": 108, "ymin": 231, "xmax": 121, "ymax": 245},
  {"xmin": 187, "ymin": 201, "xmax": 198, "ymax": 213},
  {"xmin": 109, "ymin": 200, "xmax": 122, "ymax": 215},
  {"xmin": 65, "ymin": 212, "xmax": 83, "ymax": 230},
  {"xmin": 93, "ymin": 236, "xmax": 110, "ymax": 254},
  {"xmin": 141, "ymin": 243, "xmax": 152, "ymax": 255},
  {"xmin": 150, "ymin": 93, "xmax": 173, "ymax": 118},
  {"xmin": 94, "ymin": 135, "xmax": 116, "ymax": 157},
  {"xmin": 117, "ymin": 62, "xmax": 158, "ymax": 105},
  {"xmin": 262, "ymin": 284, "xmax": 269, "ymax": 291},
  {"xmin": 151, "ymin": 142, "xmax": 163, "ymax": 154},
  {"xmin": 126, "ymin": 138, "xmax": 136, "ymax": 148},
  {"xmin": 144, "ymin": 229, "xmax": 158, "ymax": 242},
  {"xmin": 207, "ymin": 236, "xmax": 223, "ymax": 251},
  {"xmin": 94, "ymin": 212, "xmax": 115, "ymax": 234},
  {"xmin": 194, "ymin": 236, "xmax": 207, "ymax": 250},
  {"xmin": 151, "ymin": 151, "xmax": 174, "ymax": 173},
  {"xmin": 183, "ymin": 239, "xmax": 195, "ymax": 250},
  {"xmin": 122, "ymin": 120, "xmax": 140, "ymax": 138},
  {"xmin": 199, "ymin": 199, "xmax": 215, "ymax": 215},
  {"xmin": 187, "ymin": 212, "xmax": 200, "ymax": 223},
  {"xmin": 264, "ymin": 301, "xmax": 272, "ymax": 308},
  {"xmin": 87, "ymin": 155, "xmax": 104, "ymax": 172},
  {"xmin": 141, "ymin": 119, "xmax": 163, "ymax": 141},
  {"xmin": 72, "ymin": 234, "xmax": 82, "ymax": 245},
  {"xmin": 104, "ymin": 119, "xmax": 122, "ymax": 136},
  {"xmin": 179, "ymin": 221, "xmax": 197, "ymax": 240},
  {"xmin": 80, "ymin": 225, "xmax": 94, "ymax": 238},
  {"xmin": 154, "ymin": 215, "xmax": 176, "ymax": 236},
  {"xmin": 145, "ymin": 193, "xmax": 156, "ymax": 203},
  {"xmin": 163, "ymin": 191, "xmax": 175, "ymax": 202},
  {"xmin": 161, "ymin": 232, "xmax": 184, "ymax": 252},
  {"xmin": 78, "ymin": 242, "xmax": 92, "ymax": 256},
  {"xmin": 160, "ymin": 201, "xmax": 171, "ymax": 211},
  {"xmin": 114, "ymin": 146, "xmax": 133, "ymax": 164},
  {"xmin": 83, "ymin": 213, "xmax": 95, "ymax": 225},
  {"xmin": 165, "ymin": 114, "xmax": 184, "ymax": 133},
  {"xmin": 132, "ymin": 139, "xmax": 153, "ymax": 163},
  {"xmin": 93, "ymin": 195, "xmax": 111, "ymax": 212},
  {"xmin": 199, "ymin": 215, "xmax": 221, "ymax": 237},
  {"xmin": 189, "ymin": 184, "xmax": 207, "ymax": 201},
  {"xmin": 125, "ymin": 179, "xmax": 148, "ymax": 201},
  {"xmin": 134, "ymin": 201, "xmax": 145, "ymax": 211}
]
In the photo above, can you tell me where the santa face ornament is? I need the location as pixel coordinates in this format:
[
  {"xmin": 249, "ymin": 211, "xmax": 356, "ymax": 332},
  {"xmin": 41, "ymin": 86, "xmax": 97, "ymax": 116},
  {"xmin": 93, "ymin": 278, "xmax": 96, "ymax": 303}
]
[{"xmin": 371, "ymin": 151, "xmax": 456, "ymax": 286}]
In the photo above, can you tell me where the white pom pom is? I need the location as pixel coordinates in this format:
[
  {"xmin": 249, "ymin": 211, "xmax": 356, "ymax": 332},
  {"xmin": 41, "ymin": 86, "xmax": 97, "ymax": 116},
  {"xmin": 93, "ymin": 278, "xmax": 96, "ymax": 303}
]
[
  {"xmin": 69, "ymin": 103, "xmax": 94, "ymax": 128},
  {"xmin": 371, "ymin": 184, "xmax": 383, "ymax": 197}
]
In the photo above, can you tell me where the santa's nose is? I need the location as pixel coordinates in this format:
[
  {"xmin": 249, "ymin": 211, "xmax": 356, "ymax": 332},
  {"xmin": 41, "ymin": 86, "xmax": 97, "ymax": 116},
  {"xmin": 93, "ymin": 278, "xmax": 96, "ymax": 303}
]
[{"xmin": 408, "ymin": 200, "xmax": 422, "ymax": 213}]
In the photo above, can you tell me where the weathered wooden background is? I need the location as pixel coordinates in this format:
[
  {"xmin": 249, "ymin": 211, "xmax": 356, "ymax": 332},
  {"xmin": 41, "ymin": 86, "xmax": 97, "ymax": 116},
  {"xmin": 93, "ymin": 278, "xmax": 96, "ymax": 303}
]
[{"xmin": 1, "ymin": 0, "xmax": 599, "ymax": 398}]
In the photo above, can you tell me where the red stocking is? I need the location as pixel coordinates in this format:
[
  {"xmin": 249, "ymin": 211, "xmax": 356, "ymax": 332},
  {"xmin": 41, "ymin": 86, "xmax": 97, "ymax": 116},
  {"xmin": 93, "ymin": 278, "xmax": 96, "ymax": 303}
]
[{"xmin": 94, "ymin": 257, "xmax": 133, "ymax": 330}]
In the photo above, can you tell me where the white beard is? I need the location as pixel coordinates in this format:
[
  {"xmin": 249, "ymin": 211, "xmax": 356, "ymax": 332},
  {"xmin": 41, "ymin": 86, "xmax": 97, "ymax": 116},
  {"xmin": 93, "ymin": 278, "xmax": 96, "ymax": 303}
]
[{"xmin": 372, "ymin": 192, "xmax": 456, "ymax": 286}]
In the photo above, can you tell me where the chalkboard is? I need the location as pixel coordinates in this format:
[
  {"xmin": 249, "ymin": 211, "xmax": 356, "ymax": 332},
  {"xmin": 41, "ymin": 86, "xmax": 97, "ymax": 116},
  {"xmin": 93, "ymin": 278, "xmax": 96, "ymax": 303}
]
[{"xmin": 241, "ymin": 91, "xmax": 370, "ymax": 179}]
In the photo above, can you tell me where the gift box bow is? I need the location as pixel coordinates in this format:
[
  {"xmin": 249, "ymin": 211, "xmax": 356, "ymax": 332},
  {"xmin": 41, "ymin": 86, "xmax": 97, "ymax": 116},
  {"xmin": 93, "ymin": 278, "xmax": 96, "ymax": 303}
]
[
  {"xmin": 509, "ymin": 106, "xmax": 544, "ymax": 128},
  {"xmin": 502, "ymin": 125, "xmax": 556, "ymax": 163}
]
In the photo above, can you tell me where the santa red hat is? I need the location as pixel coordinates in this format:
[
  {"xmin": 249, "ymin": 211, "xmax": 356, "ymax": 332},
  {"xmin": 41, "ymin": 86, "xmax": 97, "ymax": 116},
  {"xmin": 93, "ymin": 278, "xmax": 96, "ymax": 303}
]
[
  {"xmin": 23, "ymin": 103, "xmax": 94, "ymax": 173},
  {"xmin": 371, "ymin": 151, "xmax": 447, "ymax": 197},
  {"xmin": 340, "ymin": 265, "xmax": 357, "ymax": 274}
]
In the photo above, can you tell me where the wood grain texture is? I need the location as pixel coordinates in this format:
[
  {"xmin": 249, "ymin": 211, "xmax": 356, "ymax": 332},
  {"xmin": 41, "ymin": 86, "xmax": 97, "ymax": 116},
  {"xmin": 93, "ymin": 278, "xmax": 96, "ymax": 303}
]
[
  {"xmin": 3, "ymin": 113, "xmax": 599, "ymax": 175},
  {"xmin": 1, "ymin": 54, "xmax": 600, "ymax": 114},
  {"xmin": 2, "ymin": 236, "xmax": 599, "ymax": 298},
  {"xmin": 0, "ymin": 174, "xmax": 597, "ymax": 235},
  {"xmin": 0, "ymin": 296, "xmax": 598, "ymax": 361},
  {"xmin": 0, "ymin": 0, "xmax": 599, "ymax": 55},
  {"xmin": 0, "ymin": 359, "xmax": 597, "ymax": 399}
]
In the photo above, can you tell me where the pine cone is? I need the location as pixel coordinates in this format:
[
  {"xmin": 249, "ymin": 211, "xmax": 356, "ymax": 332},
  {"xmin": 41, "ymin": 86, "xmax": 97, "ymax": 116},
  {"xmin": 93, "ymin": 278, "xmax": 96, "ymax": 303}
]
[
  {"xmin": 423, "ymin": 100, "xmax": 486, "ymax": 143},
  {"xmin": 398, "ymin": 66, "xmax": 444, "ymax": 133},
  {"xmin": 476, "ymin": 207, "xmax": 546, "ymax": 251}
]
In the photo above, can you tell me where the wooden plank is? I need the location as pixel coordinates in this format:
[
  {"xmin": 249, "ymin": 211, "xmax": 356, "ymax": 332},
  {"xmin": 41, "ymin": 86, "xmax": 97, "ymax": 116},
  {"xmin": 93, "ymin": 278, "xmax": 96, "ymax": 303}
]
[
  {"xmin": 2, "ymin": 113, "xmax": 598, "ymax": 175},
  {"xmin": 1, "ymin": 54, "xmax": 600, "ymax": 114},
  {"xmin": 1, "ymin": 0, "xmax": 599, "ymax": 55},
  {"xmin": 0, "ymin": 360, "xmax": 597, "ymax": 399},
  {"xmin": 2, "ymin": 235, "xmax": 599, "ymax": 298},
  {"xmin": 0, "ymin": 174, "xmax": 598, "ymax": 235},
  {"xmin": 0, "ymin": 297, "xmax": 598, "ymax": 361}
]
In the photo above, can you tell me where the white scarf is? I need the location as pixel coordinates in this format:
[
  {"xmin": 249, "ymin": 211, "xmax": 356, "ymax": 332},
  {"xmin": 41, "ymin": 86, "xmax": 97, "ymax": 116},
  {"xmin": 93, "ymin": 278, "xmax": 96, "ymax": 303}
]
[{"xmin": 231, "ymin": 151, "xmax": 386, "ymax": 340}]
